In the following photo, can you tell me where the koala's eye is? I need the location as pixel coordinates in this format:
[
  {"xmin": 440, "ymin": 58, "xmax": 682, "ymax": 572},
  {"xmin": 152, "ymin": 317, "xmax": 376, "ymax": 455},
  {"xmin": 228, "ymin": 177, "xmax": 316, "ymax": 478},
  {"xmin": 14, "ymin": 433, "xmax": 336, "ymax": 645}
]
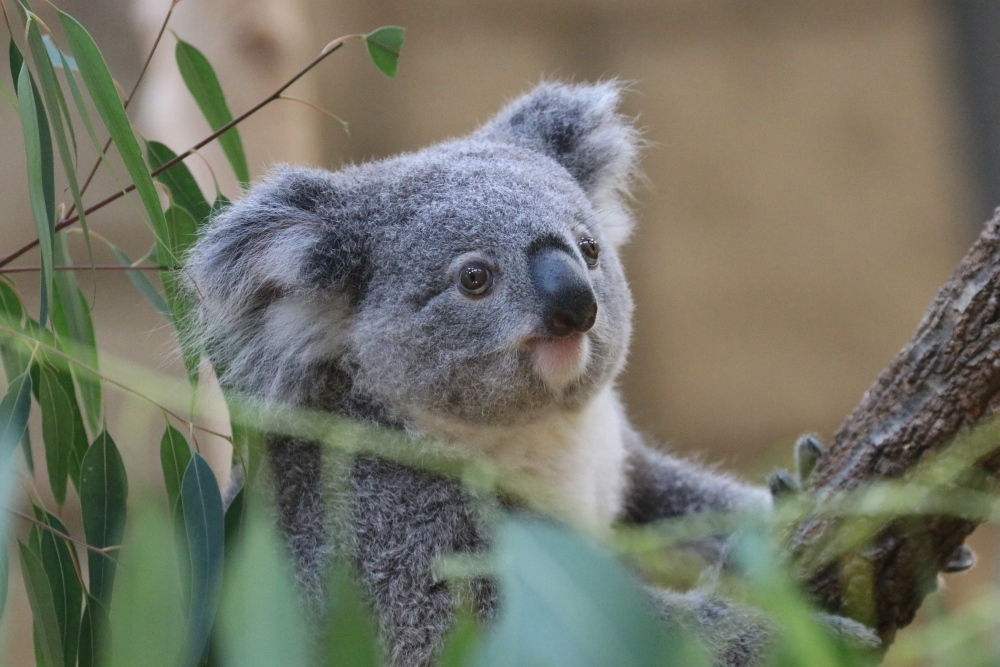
[
  {"xmin": 458, "ymin": 262, "xmax": 493, "ymax": 296},
  {"xmin": 579, "ymin": 236, "xmax": 600, "ymax": 267}
]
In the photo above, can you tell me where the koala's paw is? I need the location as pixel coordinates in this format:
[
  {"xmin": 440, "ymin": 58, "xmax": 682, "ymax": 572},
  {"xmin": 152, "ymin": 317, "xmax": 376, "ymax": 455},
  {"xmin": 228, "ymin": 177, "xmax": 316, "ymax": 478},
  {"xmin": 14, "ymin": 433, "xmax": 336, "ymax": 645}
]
[
  {"xmin": 769, "ymin": 434, "xmax": 977, "ymax": 575},
  {"xmin": 767, "ymin": 434, "xmax": 824, "ymax": 499},
  {"xmin": 944, "ymin": 543, "xmax": 976, "ymax": 573}
]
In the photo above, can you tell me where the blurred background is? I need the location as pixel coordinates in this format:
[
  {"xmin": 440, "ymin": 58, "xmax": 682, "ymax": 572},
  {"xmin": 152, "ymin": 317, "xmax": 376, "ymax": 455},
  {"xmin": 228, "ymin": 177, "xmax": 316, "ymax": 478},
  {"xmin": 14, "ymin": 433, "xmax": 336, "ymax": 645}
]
[{"xmin": 2, "ymin": 0, "xmax": 999, "ymax": 663}]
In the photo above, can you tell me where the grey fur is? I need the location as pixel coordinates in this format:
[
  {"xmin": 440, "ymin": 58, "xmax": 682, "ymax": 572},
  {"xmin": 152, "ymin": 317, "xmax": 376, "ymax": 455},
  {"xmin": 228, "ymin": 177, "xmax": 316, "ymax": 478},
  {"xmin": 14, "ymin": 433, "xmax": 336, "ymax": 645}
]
[{"xmin": 187, "ymin": 82, "xmax": 873, "ymax": 666}]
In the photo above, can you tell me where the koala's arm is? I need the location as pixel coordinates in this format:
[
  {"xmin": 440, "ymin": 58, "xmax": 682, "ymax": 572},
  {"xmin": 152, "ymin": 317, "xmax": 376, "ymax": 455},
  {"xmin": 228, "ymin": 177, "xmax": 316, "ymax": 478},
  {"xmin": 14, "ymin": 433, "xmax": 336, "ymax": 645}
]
[{"xmin": 620, "ymin": 426, "xmax": 772, "ymax": 525}]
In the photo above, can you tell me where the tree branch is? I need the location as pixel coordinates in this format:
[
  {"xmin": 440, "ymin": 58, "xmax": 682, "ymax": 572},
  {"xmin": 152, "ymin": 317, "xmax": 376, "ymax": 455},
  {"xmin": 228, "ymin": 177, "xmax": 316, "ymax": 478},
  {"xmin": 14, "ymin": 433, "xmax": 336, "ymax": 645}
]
[{"xmin": 786, "ymin": 209, "xmax": 1000, "ymax": 644}]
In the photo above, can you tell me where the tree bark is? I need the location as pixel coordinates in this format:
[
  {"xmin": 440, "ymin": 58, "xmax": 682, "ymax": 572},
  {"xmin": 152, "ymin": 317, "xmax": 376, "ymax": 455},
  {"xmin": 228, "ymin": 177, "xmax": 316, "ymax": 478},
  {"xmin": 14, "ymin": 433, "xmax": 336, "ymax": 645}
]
[{"xmin": 786, "ymin": 210, "xmax": 1000, "ymax": 644}]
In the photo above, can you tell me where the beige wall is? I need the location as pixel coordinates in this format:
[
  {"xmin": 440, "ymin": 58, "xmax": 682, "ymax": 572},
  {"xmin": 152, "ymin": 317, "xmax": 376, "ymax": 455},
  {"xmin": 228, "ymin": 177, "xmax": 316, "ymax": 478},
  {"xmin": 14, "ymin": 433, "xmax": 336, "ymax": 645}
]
[{"xmin": 0, "ymin": 0, "xmax": 986, "ymax": 663}]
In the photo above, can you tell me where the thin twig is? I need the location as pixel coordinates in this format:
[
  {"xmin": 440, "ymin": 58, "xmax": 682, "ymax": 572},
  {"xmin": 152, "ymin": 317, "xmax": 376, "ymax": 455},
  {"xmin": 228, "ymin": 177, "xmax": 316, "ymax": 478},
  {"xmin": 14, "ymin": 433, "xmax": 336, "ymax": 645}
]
[
  {"xmin": 0, "ymin": 34, "xmax": 358, "ymax": 270},
  {"xmin": 1, "ymin": 264, "xmax": 173, "ymax": 273},
  {"xmin": 63, "ymin": 0, "xmax": 179, "ymax": 221},
  {"xmin": 8, "ymin": 508, "xmax": 120, "ymax": 562},
  {"xmin": 0, "ymin": 324, "xmax": 233, "ymax": 443}
]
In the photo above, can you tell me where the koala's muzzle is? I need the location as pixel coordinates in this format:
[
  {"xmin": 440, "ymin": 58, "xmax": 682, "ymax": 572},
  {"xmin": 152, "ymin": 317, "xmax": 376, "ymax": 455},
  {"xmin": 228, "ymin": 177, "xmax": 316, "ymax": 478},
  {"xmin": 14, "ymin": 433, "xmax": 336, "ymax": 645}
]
[{"xmin": 529, "ymin": 247, "xmax": 598, "ymax": 337}]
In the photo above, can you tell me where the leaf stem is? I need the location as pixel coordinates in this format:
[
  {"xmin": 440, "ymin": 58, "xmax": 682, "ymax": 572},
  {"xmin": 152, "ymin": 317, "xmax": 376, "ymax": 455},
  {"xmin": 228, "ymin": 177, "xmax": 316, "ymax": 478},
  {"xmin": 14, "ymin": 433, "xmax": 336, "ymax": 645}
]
[
  {"xmin": 0, "ymin": 34, "xmax": 357, "ymax": 270},
  {"xmin": 0, "ymin": 324, "xmax": 233, "ymax": 443},
  {"xmin": 1, "ymin": 264, "xmax": 172, "ymax": 273},
  {"xmin": 8, "ymin": 508, "xmax": 120, "ymax": 562}
]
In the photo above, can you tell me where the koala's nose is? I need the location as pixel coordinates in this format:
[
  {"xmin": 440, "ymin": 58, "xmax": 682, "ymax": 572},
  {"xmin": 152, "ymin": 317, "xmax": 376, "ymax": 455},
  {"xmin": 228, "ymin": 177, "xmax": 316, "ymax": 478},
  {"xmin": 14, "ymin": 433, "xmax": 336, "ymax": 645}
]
[{"xmin": 529, "ymin": 247, "xmax": 598, "ymax": 337}]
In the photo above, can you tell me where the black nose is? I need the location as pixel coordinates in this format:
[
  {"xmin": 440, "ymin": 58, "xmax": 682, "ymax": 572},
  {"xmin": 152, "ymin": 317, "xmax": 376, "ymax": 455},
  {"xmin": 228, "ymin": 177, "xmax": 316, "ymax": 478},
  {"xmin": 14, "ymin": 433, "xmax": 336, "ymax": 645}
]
[{"xmin": 529, "ymin": 247, "xmax": 598, "ymax": 337}]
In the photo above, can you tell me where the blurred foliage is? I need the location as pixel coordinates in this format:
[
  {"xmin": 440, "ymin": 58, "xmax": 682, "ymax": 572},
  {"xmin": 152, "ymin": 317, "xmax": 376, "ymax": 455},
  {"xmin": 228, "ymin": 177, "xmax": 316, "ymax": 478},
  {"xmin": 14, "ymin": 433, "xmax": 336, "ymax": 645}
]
[{"xmin": 0, "ymin": 2, "xmax": 998, "ymax": 666}]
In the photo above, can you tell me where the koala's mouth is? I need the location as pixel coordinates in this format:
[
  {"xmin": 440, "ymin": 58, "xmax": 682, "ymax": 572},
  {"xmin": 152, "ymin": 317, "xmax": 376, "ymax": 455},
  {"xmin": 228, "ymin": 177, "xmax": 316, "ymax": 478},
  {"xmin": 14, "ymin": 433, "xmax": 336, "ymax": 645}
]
[{"xmin": 526, "ymin": 332, "xmax": 591, "ymax": 391}]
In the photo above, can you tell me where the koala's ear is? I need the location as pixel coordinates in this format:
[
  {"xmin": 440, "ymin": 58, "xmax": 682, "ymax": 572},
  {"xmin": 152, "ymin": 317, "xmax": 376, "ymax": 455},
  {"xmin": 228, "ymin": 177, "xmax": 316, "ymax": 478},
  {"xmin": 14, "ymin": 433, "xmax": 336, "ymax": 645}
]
[
  {"xmin": 479, "ymin": 81, "xmax": 641, "ymax": 244},
  {"xmin": 187, "ymin": 166, "xmax": 367, "ymax": 318}
]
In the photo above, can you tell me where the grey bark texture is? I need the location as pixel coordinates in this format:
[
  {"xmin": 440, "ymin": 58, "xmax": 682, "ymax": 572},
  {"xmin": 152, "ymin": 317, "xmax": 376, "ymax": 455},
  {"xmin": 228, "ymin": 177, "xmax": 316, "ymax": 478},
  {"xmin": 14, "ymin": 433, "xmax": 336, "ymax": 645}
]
[{"xmin": 786, "ymin": 210, "xmax": 1000, "ymax": 644}]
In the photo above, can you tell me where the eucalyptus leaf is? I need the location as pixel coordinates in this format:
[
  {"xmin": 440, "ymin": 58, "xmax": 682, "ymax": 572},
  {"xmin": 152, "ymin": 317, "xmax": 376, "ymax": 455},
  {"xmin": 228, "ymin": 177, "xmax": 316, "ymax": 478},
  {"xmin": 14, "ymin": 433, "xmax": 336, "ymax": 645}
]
[
  {"xmin": 16, "ymin": 64, "xmax": 54, "ymax": 327},
  {"xmin": 107, "ymin": 504, "xmax": 185, "ymax": 667},
  {"xmin": 80, "ymin": 431, "xmax": 128, "ymax": 607},
  {"xmin": 161, "ymin": 205, "xmax": 200, "ymax": 383},
  {"xmin": 326, "ymin": 563, "xmax": 380, "ymax": 667},
  {"xmin": 8, "ymin": 38, "xmax": 23, "ymax": 88},
  {"xmin": 27, "ymin": 19, "xmax": 92, "ymax": 270},
  {"xmin": 31, "ymin": 507, "xmax": 83, "ymax": 667},
  {"xmin": 439, "ymin": 607, "xmax": 482, "ymax": 667},
  {"xmin": 475, "ymin": 518, "xmax": 673, "ymax": 667},
  {"xmin": 0, "ymin": 280, "xmax": 36, "ymax": 471},
  {"xmin": 223, "ymin": 484, "xmax": 245, "ymax": 552},
  {"xmin": 364, "ymin": 26, "xmax": 405, "ymax": 78},
  {"xmin": 0, "ymin": 372, "xmax": 32, "ymax": 466},
  {"xmin": 175, "ymin": 38, "xmax": 250, "ymax": 184},
  {"xmin": 160, "ymin": 425, "xmax": 191, "ymax": 515},
  {"xmin": 147, "ymin": 140, "xmax": 212, "ymax": 225},
  {"xmin": 38, "ymin": 362, "xmax": 88, "ymax": 505},
  {"xmin": 218, "ymin": 511, "xmax": 309, "ymax": 667},
  {"xmin": 50, "ymin": 232, "xmax": 101, "ymax": 433},
  {"xmin": 78, "ymin": 597, "xmax": 107, "ymax": 667},
  {"xmin": 108, "ymin": 244, "xmax": 170, "ymax": 319},
  {"xmin": 59, "ymin": 12, "xmax": 168, "ymax": 259},
  {"xmin": 42, "ymin": 34, "xmax": 78, "ymax": 71},
  {"xmin": 20, "ymin": 541, "xmax": 65, "ymax": 667},
  {"xmin": 0, "ymin": 542, "xmax": 8, "ymax": 621},
  {"xmin": 180, "ymin": 452, "xmax": 224, "ymax": 663}
]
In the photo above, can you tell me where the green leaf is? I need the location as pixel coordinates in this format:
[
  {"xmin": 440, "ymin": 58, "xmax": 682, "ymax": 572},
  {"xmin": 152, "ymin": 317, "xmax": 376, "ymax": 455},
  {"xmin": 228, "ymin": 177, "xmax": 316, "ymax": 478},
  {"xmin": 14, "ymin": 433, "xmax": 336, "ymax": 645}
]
[
  {"xmin": 439, "ymin": 606, "xmax": 482, "ymax": 667},
  {"xmin": 147, "ymin": 140, "xmax": 212, "ymax": 225},
  {"xmin": 80, "ymin": 431, "xmax": 128, "ymax": 608},
  {"xmin": 8, "ymin": 38, "xmax": 23, "ymax": 88},
  {"xmin": 0, "ymin": 279, "xmax": 36, "ymax": 471},
  {"xmin": 180, "ymin": 452, "xmax": 224, "ymax": 663},
  {"xmin": 20, "ymin": 541, "xmax": 65, "ymax": 667},
  {"xmin": 160, "ymin": 425, "xmax": 191, "ymax": 515},
  {"xmin": 475, "ymin": 518, "xmax": 671, "ymax": 667},
  {"xmin": 175, "ymin": 38, "xmax": 250, "ymax": 184},
  {"xmin": 217, "ymin": 510, "xmax": 309, "ymax": 667},
  {"xmin": 77, "ymin": 597, "xmax": 107, "ymax": 667},
  {"xmin": 27, "ymin": 19, "xmax": 93, "ymax": 272},
  {"xmin": 31, "ymin": 508, "xmax": 83, "ymax": 667},
  {"xmin": 58, "ymin": 12, "xmax": 168, "ymax": 259},
  {"xmin": 57, "ymin": 43, "xmax": 103, "ymax": 169},
  {"xmin": 161, "ymin": 206, "xmax": 200, "ymax": 383},
  {"xmin": 0, "ymin": 542, "xmax": 8, "ymax": 621},
  {"xmin": 17, "ymin": 63, "xmax": 55, "ymax": 327},
  {"xmin": 38, "ymin": 361, "xmax": 88, "ymax": 505},
  {"xmin": 223, "ymin": 484, "xmax": 246, "ymax": 552},
  {"xmin": 50, "ymin": 232, "xmax": 101, "ymax": 434},
  {"xmin": 0, "ymin": 372, "xmax": 32, "ymax": 467},
  {"xmin": 364, "ymin": 26, "xmax": 405, "ymax": 78},
  {"xmin": 108, "ymin": 244, "xmax": 170, "ymax": 319},
  {"xmin": 42, "ymin": 34, "xmax": 78, "ymax": 71},
  {"xmin": 325, "ymin": 563, "xmax": 380, "ymax": 667},
  {"xmin": 107, "ymin": 504, "xmax": 185, "ymax": 667}
]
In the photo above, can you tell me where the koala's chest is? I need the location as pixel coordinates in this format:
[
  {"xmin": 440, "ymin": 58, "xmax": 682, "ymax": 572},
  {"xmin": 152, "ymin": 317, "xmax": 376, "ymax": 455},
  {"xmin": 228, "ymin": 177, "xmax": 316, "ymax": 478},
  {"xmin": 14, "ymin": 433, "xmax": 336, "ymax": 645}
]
[{"xmin": 414, "ymin": 388, "xmax": 629, "ymax": 530}]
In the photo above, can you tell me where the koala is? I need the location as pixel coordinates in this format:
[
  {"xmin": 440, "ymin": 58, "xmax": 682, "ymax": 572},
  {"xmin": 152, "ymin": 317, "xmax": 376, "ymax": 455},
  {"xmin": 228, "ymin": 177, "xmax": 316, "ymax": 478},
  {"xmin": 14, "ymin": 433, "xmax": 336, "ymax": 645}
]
[{"xmin": 186, "ymin": 82, "xmax": 877, "ymax": 666}]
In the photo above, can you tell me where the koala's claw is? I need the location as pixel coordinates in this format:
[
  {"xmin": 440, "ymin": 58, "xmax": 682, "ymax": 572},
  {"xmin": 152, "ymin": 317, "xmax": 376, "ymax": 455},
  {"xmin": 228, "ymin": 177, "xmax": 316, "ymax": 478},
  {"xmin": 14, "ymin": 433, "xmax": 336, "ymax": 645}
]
[
  {"xmin": 944, "ymin": 544, "xmax": 976, "ymax": 573},
  {"xmin": 767, "ymin": 469, "xmax": 799, "ymax": 497},
  {"xmin": 795, "ymin": 434, "xmax": 824, "ymax": 483},
  {"xmin": 769, "ymin": 434, "xmax": 826, "ymax": 501}
]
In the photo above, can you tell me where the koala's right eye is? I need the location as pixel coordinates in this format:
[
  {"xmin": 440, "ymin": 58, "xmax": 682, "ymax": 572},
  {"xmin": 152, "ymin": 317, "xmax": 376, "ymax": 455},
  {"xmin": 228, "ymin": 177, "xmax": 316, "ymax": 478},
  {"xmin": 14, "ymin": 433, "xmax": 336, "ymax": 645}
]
[{"xmin": 458, "ymin": 262, "xmax": 493, "ymax": 296}]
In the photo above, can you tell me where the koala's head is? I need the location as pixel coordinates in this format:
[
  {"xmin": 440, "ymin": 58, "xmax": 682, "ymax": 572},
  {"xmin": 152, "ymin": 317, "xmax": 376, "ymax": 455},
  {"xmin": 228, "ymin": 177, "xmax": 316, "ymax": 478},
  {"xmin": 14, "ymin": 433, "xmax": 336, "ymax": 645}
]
[{"xmin": 187, "ymin": 82, "xmax": 641, "ymax": 428}]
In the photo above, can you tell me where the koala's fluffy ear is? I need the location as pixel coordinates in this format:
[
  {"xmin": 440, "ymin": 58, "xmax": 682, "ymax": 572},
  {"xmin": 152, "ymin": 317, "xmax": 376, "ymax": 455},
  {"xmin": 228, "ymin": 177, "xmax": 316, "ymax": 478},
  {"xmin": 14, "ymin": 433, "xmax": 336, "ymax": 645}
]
[
  {"xmin": 480, "ymin": 81, "xmax": 641, "ymax": 245},
  {"xmin": 188, "ymin": 166, "xmax": 366, "ymax": 309}
]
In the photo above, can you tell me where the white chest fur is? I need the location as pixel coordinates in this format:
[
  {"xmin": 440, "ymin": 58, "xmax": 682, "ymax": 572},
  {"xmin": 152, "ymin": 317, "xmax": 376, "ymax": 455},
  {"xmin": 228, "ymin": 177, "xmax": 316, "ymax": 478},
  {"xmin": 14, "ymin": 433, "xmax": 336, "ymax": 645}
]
[{"xmin": 413, "ymin": 387, "xmax": 629, "ymax": 531}]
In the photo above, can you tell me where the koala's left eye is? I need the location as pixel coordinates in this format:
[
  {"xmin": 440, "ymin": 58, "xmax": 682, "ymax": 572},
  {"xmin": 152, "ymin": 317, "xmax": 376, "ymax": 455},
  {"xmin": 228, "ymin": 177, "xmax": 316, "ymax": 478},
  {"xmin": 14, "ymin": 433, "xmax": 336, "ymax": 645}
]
[
  {"xmin": 579, "ymin": 236, "xmax": 600, "ymax": 267},
  {"xmin": 458, "ymin": 262, "xmax": 493, "ymax": 296}
]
